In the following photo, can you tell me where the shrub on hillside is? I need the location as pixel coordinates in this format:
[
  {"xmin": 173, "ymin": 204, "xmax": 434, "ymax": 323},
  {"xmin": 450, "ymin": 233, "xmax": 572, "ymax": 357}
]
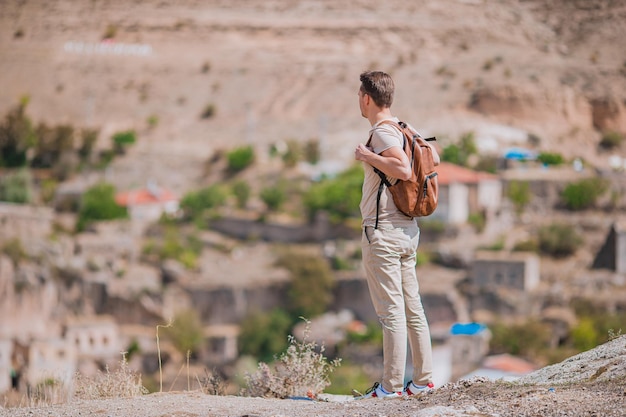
[
  {"xmin": 0, "ymin": 168, "xmax": 32, "ymax": 203},
  {"xmin": 303, "ymin": 164, "xmax": 362, "ymax": 222},
  {"xmin": 226, "ymin": 145, "xmax": 255, "ymax": 172},
  {"xmin": 276, "ymin": 251, "xmax": 335, "ymax": 319},
  {"xmin": 74, "ymin": 355, "xmax": 148, "ymax": 399},
  {"xmin": 599, "ymin": 131, "xmax": 623, "ymax": 150},
  {"xmin": 76, "ymin": 182, "xmax": 127, "ymax": 231},
  {"xmin": 162, "ymin": 309, "xmax": 204, "ymax": 356},
  {"xmin": 112, "ymin": 130, "xmax": 136, "ymax": 155},
  {"xmin": 536, "ymin": 152, "xmax": 564, "ymax": 166},
  {"xmin": 538, "ymin": 223, "xmax": 583, "ymax": 258},
  {"xmin": 260, "ymin": 184, "xmax": 286, "ymax": 212},
  {"xmin": 243, "ymin": 321, "xmax": 341, "ymax": 399},
  {"xmin": 561, "ymin": 177, "xmax": 608, "ymax": 211},
  {"xmin": 238, "ymin": 308, "xmax": 292, "ymax": 363},
  {"xmin": 231, "ymin": 180, "xmax": 251, "ymax": 209},
  {"xmin": 0, "ymin": 101, "xmax": 35, "ymax": 168},
  {"xmin": 180, "ymin": 185, "xmax": 227, "ymax": 221},
  {"xmin": 506, "ymin": 180, "xmax": 531, "ymax": 215}
]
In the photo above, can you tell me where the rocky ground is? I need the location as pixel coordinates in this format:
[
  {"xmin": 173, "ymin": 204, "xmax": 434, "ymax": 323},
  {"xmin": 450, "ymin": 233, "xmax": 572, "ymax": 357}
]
[{"xmin": 2, "ymin": 336, "xmax": 625, "ymax": 417}]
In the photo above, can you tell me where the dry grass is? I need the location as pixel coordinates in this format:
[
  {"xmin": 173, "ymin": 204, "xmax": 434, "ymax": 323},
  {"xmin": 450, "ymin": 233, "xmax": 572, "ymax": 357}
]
[
  {"xmin": 243, "ymin": 320, "xmax": 341, "ymax": 399},
  {"xmin": 73, "ymin": 356, "xmax": 148, "ymax": 400}
]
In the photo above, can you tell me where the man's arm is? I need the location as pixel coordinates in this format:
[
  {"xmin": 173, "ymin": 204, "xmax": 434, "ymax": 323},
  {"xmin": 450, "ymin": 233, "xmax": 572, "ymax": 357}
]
[{"xmin": 355, "ymin": 144, "xmax": 411, "ymax": 180}]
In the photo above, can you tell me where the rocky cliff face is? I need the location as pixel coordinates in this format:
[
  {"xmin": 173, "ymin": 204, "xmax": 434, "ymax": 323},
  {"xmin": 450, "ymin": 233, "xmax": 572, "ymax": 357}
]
[{"xmin": 1, "ymin": 0, "xmax": 624, "ymax": 192}]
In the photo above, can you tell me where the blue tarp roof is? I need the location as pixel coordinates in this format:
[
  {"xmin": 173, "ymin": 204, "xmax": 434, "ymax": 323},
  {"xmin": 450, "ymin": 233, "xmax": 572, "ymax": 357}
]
[
  {"xmin": 503, "ymin": 147, "xmax": 537, "ymax": 160},
  {"xmin": 450, "ymin": 322, "xmax": 488, "ymax": 335}
]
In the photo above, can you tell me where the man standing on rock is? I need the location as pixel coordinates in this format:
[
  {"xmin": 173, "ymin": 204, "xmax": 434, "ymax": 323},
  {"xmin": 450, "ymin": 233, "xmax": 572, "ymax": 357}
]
[{"xmin": 354, "ymin": 70, "xmax": 438, "ymax": 399}]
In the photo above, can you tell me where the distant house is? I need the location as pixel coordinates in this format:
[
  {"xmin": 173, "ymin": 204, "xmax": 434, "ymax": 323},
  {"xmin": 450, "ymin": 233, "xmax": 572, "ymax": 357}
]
[
  {"xmin": 471, "ymin": 251, "xmax": 540, "ymax": 291},
  {"xmin": 432, "ymin": 162, "xmax": 502, "ymax": 225},
  {"xmin": 63, "ymin": 316, "xmax": 121, "ymax": 360},
  {"xmin": 449, "ymin": 322, "xmax": 491, "ymax": 381},
  {"xmin": 115, "ymin": 182, "xmax": 179, "ymax": 223},
  {"xmin": 461, "ymin": 353, "xmax": 537, "ymax": 381},
  {"xmin": 592, "ymin": 221, "xmax": 626, "ymax": 274}
]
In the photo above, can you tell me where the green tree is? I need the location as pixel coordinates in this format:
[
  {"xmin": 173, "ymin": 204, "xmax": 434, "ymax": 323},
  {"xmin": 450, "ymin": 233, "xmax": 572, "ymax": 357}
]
[
  {"xmin": 0, "ymin": 168, "xmax": 32, "ymax": 203},
  {"xmin": 570, "ymin": 318, "xmax": 599, "ymax": 352},
  {"xmin": 489, "ymin": 319, "xmax": 552, "ymax": 359},
  {"xmin": 163, "ymin": 309, "xmax": 205, "ymax": 356},
  {"xmin": 180, "ymin": 185, "xmax": 226, "ymax": 221},
  {"xmin": 231, "ymin": 180, "xmax": 251, "ymax": 209},
  {"xmin": 260, "ymin": 185, "xmax": 286, "ymax": 212},
  {"xmin": 79, "ymin": 128, "xmax": 99, "ymax": 163},
  {"xmin": 276, "ymin": 251, "xmax": 335, "ymax": 319},
  {"xmin": 76, "ymin": 182, "xmax": 127, "ymax": 231},
  {"xmin": 561, "ymin": 177, "xmax": 608, "ymax": 211},
  {"xmin": 226, "ymin": 145, "xmax": 255, "ymax": 172},
  {"xmin": 31, "ymin": 124, "xmax": 75, "ymax": 169},
  {"xmin": 0, "ymin": 101, "xmax": 36, "ymax": 167},
  {"xmin": 599, "ymin": 131, "xmax": 623, "ymax": 150},
  {"xmin": 112, "ymin": 130, "xmax": 136, "ymax": 155},
  {"xmin": 538, "ymin": 223, "xmax": 583, "ymax": 258},
  {"xmin": 536, "ymin": 152, "xmax": 564, "ymax": 166},
  {"xmin": 303, "ymin": 164, "xmax": 363, "ymax": 222},
  {"xmin": 441, "ymin": 132, "xmax": 477, "ymax": 167},
  {"xmin": 238, "ymin": 308, "xmax": 292, "ymax": 363},
  {"xmin": 506, "ymin": 180, "xmax": 531, "ymax": 215}
]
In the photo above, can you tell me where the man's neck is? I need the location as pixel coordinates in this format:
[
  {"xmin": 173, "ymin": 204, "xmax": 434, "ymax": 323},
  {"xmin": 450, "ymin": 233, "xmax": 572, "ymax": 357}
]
[{"xmin": 369, "ymin": 108, "xmax": 394, "ymax": 126}]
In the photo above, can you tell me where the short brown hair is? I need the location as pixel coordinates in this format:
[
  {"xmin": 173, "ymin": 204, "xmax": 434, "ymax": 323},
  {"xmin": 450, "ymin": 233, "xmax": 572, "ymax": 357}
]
[{"xmin": 359, "ymin": 71, "xmax": 394, "ymax": 108}]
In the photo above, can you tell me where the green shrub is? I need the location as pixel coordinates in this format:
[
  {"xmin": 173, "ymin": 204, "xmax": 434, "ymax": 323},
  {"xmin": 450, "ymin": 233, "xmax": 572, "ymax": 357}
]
[
  {"xmin": 303, "ymin": 165, "xmax": 363, "ymax": 222},
  {"xmin": 201, "ymin": 103, "xmax": 216, "ymax": 119},
  {"xmin": 145, "ymin": 227, "xmax": 202, "ymax": 269},
  {"xmin": 2, "ymin": 238, "xmax": 27, "ymax": 266},
  {"xmin": 226, "ymin": 145, "xmax": 255, "ymax": 172},
  {"xmin": 31, "ymin": 123, "xmax": 75, "ymax": 169},
  {"xmin": 231, "ymin": 180, "xmax": 251, "ymax": 209},
  {"xmin": 468, "ymin": 212, "xmax": 486, "ymax": 233},
  {"xmin": 281, "ymin": 140, "xmax": 302, "ymax": 168},
  {"xmin": 512, "ymin": 239, "xmax": 538, "ymax": 252},
  {"xmin": 538, "ymin": 223, "xmax": 583, "ymax": 258},
  {"xmin": 304, "ymin": 139, "xmax": 320, "ymax": 164},
  {"xmin": 561, "ymin": 177, "xmax": 608, "ymax": 210},
  {"xmin": 489, "ymin": 319, "xmax": 552, "ymax": 359},
  {"xmin": 112, "ymin": 130, "xmax": 136, "ymax": 154},
  {"xmin": 238, "ymin": 308, "xmax": 292, "ymax": 363},
  {"xmin": 570, "ymin": 318, "xmax": 599, "ymax": 352},
  {"xmin": 76, "ymin": 183, "xmax": 127, "ymax": 231},
  {"xmin": 536, "ymin": 152, "xmax": 564, "ymax": 166},
  {"xmin": 260, "ymin": 185, "xmax": 286, "ymax": 212},
  {"xmin": 79, "ymin": 128, "xmax": 99, "ymax": 162},
  {"xmin": 506, "ymin": 180, "xmax": 531, "ymax": 215},
  {"xmin": 0, "ymin": 168, "xmax": 32, "ymax": 203},
  {"xmin": 441, "ymin": 132, "xmax": 477, "ymax": 167},
  {"xmin": 599, "ymin": 131, "xmax": 623, "ymax": 150},
  {"xmin": 0, "ymin": 102, "xmax": 36, "ymax": 168},
  {"xmin": 180, "ymin": 185, "xmax": 227, "ymax": 220},
  {"xmin": 276, "ymin": 251, "xmax": 335, "ymax": 319},
  {"xmin": 162, "ymin": 309, "xmax": 205, "ymax": 356}
]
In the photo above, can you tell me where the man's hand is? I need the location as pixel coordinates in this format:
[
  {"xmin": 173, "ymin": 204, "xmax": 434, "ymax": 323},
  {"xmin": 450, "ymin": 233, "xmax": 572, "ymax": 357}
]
[{"xmin": 354, "ymin": 143, "xmax": 373, "ymax": 162}]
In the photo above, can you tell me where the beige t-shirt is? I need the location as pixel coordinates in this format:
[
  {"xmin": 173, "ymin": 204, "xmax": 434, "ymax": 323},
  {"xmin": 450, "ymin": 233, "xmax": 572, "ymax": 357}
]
[{"xmin": 359, "ymin": 118, "xmax": 415, "ymax": 228}]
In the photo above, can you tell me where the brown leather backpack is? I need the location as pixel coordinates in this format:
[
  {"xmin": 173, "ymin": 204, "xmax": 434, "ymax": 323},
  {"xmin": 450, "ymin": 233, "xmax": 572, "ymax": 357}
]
[{"xmin": 367, "ymin": 120, "xmax": 439, "ymax": 228}]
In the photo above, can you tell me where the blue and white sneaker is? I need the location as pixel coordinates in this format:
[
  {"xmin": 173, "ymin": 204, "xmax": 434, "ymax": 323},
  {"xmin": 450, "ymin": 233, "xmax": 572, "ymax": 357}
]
[
  {"xmin": 403, "ymin": 380, "xmax": 434, "ymax": 396},
  {"xmin": 354, "ymin": 382, "xmax": 402, "ymax": 399}
]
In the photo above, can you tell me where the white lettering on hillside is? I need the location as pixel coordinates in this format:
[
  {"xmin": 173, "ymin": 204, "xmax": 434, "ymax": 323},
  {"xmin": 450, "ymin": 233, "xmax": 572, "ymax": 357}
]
[{"xmin": 63, "ymin": 40, "xmax": 153, "ymax": 56}]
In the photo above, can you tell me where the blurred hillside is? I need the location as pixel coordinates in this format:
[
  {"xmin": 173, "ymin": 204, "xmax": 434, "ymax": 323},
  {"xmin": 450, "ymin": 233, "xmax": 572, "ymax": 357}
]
[{"xmin": 1, "ymin": 0, "xmax": 625, "ymax": 194}]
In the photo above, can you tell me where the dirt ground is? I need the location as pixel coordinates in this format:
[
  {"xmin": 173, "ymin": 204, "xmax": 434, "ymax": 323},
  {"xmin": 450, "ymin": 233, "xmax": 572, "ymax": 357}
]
[
  {"xmin": 2, "ymin": 336, "xmax": 625, "ymax": 417},
  {"xmin": 0, "ymin": 378, "xmax": 623, "ymax": 417}
]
